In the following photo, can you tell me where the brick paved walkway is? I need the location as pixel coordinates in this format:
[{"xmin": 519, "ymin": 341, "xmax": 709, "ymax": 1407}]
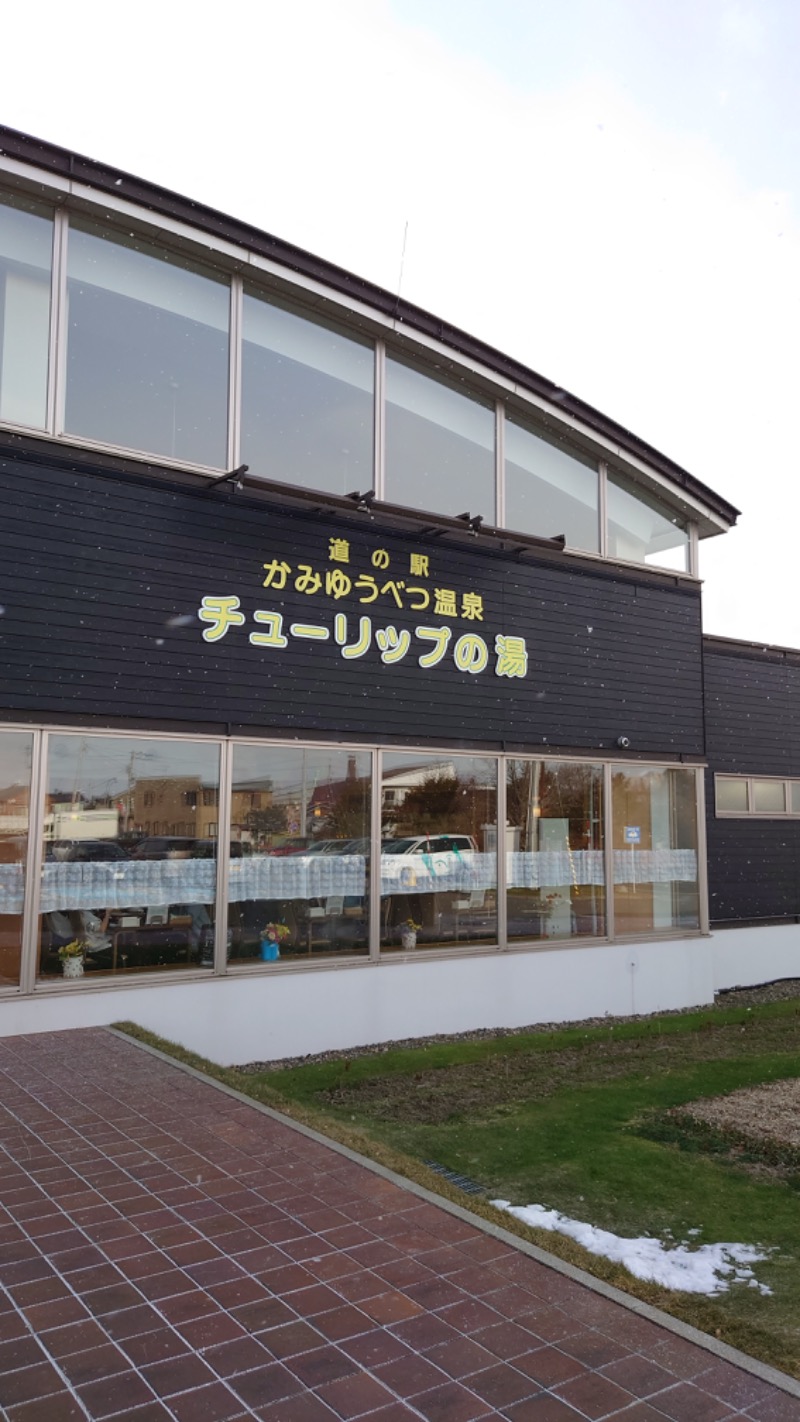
[{"xmin": 0, "ymin": 1030, "xmax": 796, "ymax": 1422}]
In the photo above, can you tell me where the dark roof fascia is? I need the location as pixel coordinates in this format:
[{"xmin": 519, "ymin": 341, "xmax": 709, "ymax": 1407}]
[
  {"xmin": 703, "ymin": 634, "xmax": 800, "ymax": 665},
  {"xmin": 0, "ymin": 124, "xmax": 740, "ymax": 530}
]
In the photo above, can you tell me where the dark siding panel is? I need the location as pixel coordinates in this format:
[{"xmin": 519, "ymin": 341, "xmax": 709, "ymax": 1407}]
[
  {"xmin": 706, "ymin": 798, "xmax": 800, "ymax": 922},
  {"xmin": 704, "ymin": 647, "xmax": 800, "ymax": 922},
  {"xmin": 0, "ymin": 455, "xmax": 704, "ymax": 753}
]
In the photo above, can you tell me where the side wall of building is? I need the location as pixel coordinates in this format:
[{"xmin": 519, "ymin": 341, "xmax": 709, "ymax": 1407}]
[{"xmin": 704, "ymin": 640, "xmax": 800, "ymax": 925}]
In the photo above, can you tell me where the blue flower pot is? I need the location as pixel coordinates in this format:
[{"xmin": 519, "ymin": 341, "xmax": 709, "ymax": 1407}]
[{"xmin": 260, "ymin": 938, "xmax": 280, "ymax": 962}]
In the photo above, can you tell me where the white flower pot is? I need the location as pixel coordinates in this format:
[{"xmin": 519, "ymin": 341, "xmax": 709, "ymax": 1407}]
[
  {"xmin": 62, "ymin": 956, "xmax": 84, "ymax": 979},
  {"xmin": 400, "ymin": 929, "xmax": 417, "ymax": 950}
]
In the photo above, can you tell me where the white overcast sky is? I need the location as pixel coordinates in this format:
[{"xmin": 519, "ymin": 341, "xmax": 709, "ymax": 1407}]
[{"xmin": 3, "ymin": 0, "xmax": 798, "ymax": 645}]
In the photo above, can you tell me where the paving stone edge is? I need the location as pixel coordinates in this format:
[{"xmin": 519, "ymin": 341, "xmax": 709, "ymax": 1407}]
[{"xmin": 106, "ymin": 1025, "xmax": 800, "ymax": 1400}]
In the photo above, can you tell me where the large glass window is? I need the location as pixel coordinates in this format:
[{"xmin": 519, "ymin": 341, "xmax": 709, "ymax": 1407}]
[
  {"xmin": 607, "ymin": 472, "xmax": 689, "ymax": 570},
  {"xmin": 6, "ymin": 734, "xmax": 707, "ymax": 983},
  {"xmin": 380, "ymin": 754, "xmax": 497, "ymax": 950},
  {"xmin": 0, "ymin": 732, "xmax": 34, "ymax": 988},
  {"xmin": 242, "ymin": 292, "xmax": 373, "ymax": 495},
  {"xmin": 227, "ymin": 745, "xmax": 370, "ymax": 963},
  {"xmin": 0, "ymin": 195, "xmax": 52, "ymax": 430},
  {"xmin": 385, "ymin": 357, "xmax": 495, "ymax": 520},
  {"xmin": 38, "ymin": 736, "xmax": 220, "ymax": 979},
  {"xmin": 506, "ymin": 760, "xmax": 605, "ymax": 941},
  {"xmin": 505, "ymin": 420, "xmax": 599, "ymax": 552},
  {"xmin": 611, "ymin": 766, "xmax": 699, "ymax": 935},
  {"xmin": 64, "ymin": 221, "xmax": 229, "ymax": 466}
]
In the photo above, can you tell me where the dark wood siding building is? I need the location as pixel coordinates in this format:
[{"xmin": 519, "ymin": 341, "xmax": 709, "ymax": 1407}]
[{"xmin": 8, "ymin": 124, "xmax": 790, "ymax": 1062}]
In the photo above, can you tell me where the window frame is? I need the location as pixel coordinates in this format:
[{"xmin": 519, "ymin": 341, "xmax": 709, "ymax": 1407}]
[
  {"xmin": 0, "ymin": 720, "xmax": 709, "ymax": 998},
  {"xmin": 0, "ymin": 191, "xmax": 56, "ymax": 434},
  {"xmin": 714, "ymin": 773, "xmax": 800, "ymax": 818}
]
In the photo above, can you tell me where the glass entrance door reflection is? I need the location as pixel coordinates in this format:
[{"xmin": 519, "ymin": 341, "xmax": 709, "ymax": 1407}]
[
  {"xmin": 227, "ymin": 745, "xmax": 370, "ymax": 962},
  {"xmin": 506, "ymin": 760, "xmax": 605, "ymax": 941},
  {"xmin": 380, "ymin": 754, "xmax": 498, "ymax": 951},
  {"xmin": 611, "ymin": 766, "xmax": 699, "ymax": 935},
  {"xmin": 38, "ymin": 735, "xmax": 220, "ymax": 979}
]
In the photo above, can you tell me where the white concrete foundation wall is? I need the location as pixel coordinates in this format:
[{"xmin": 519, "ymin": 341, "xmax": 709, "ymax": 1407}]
[
  {"xmin": 0, "ymin": 936, "xmax": 716, "ymax": 1064},
  {"xmin": 712, "ymin": 923, "xmax": 800, "ymax": 992}
]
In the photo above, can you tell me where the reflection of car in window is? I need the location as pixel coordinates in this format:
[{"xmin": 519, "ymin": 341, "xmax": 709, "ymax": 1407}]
[
  {"xmin": 341, "ymin": 837, "xmax": 370, "ymax": 855},
  {"xmin": 128, "ymin": 837, "xmax": 249, "ymax": 859},
  {"xmin": 301, "ymin": 839, "xmax": 352, "ymax": 856},
  {"xmin": 64, "ymin": 840, "xmax": 129, "ymax": 861},
  {"xmin": 128, "ymin": 837, "xmax": 195, "ymax": 859},
  {"xmin": 266, "ymin": 838, "xmax": 310, "ymax": 857},
  {"xmin": 382, "ymin": 835, "xmax": 477, "ymax": 855},
  {"xmin": 380, "ymin": 834, "xmax": 478, "ymax": 888}
]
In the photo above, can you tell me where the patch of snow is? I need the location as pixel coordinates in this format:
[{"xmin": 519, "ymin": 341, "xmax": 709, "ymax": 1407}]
[{"xmin": 491, "ymin": 1200, "xmax": 773, "ymax": 1295}]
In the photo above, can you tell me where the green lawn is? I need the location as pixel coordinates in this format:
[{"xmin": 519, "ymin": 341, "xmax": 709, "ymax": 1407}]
[{"xmin": 119, "ymin": 999, "xmax": 800, "ymax": 1377}]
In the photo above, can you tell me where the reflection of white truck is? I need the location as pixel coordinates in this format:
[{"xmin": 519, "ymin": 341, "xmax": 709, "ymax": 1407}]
[{"xmin": 44, "ymin": 808, "xmax": 118, "ymax": 841}]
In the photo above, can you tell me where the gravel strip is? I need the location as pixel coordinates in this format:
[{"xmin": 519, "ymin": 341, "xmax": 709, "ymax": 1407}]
[
  {"xmin": 233, "ymin": 975, "xmax": 800, "ymax": 1073},
  {"xmin": 680, "ymin": 1077, "xmax": 800, "ymax": 1150}
]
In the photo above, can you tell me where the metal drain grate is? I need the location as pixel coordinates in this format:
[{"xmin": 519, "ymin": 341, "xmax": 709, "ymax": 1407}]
[{"xmin": 423, "ymin": 1160, "xmax": 485, "ymax": 1195}]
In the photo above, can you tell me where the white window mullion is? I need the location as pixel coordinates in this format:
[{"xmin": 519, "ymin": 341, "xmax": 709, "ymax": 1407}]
[
  {"xmin": 688, "ymin": 520, "xmax": 700, "ymax": 578},
  {"xmin": 598, "ymin": 460, "xmax": 608, "ymax": 559},
  {"xmin": 603, "ymin": 760, "xmax": 615, "ymax": 940},
  {"xmin": 495, "ymin": 401, "xmax": 505, "ymax": 528},
  {"xmin": 373, "ymin": 339, "xmax": 385, "ymax": 501},
  {"xmin": 370, "ymin": 748, "xmax": 382, "ymax": 957},
  {"xmin": 21, "ymin": 730, "xmax": 47, "ymax": 994},
  {"xmin": 214, "ymin": 739, "xmax": 232, "ymax": 974},
  {"xmin": 696, "ymin": 766, "xmax": 710, "ymax": 933},
  {"xmin": 48, "ymin": 208, "xmax": 68, "ymax": 436},
  {"xmin": 496, "ymin": 755, "xmax": 508, "ymax": 948},
  {"xmin": 227, "ymin": 275, "xmax": 243, "ymax": 471}
]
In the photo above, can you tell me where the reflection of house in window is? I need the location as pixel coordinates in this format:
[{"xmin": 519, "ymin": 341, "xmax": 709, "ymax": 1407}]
[
  {"xmin": 0, "ymin": 782, "xmax": 30, "ymax": 835},
  {"xmin": 305, "ymin": 756, "xmax": 371, "ymax": 840},
  {"xmin": 132, "ymin": 776, "xmax": 206, "ymax": 833},
  {"xmin": 380, "ymin": 760, "xmax": 456, "ymax": 833},
  {"xmin": 228, "ymin": 776, "xmax": 276, "ymax": 840}
]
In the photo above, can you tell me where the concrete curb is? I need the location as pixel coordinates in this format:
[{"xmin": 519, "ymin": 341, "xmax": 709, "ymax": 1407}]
[{"xmin": 107, "ymin": 1026, "xmax": 800, "ymax": 1401}]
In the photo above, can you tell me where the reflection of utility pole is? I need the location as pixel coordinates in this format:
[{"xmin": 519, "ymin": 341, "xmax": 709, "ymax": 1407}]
[
  {"xmin": 127, "ymin": 750, "xmax": 136, "ymax": 831},
  {"xmin": 72, "ymin": 738, "xmax": 88, "ymax": 805},
  {"xmin": 529, "ymin": 761, "xmax": 541, "ymax": 852}
]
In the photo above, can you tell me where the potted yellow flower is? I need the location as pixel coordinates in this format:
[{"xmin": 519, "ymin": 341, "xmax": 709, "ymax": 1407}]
[
  {"xmin": 58, "ymin": 939, "xmax": 86, "ymax": 979},
  {"xmin": 400, "ymin": 917, "xmax": 421, "ymax": 951}
]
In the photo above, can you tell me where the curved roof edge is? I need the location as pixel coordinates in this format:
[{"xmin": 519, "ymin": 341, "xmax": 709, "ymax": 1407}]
[{"xmin": 0, "ymin": 123, "xmax": 740, "ymax": 529}]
